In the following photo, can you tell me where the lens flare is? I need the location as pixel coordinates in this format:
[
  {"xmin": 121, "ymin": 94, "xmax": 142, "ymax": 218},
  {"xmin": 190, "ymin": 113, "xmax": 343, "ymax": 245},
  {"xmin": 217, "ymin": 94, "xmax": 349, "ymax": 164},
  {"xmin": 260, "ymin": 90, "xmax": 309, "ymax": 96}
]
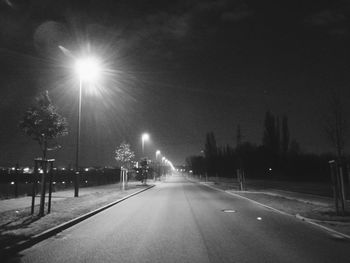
[{"xmin": 75, "ymin": 57, "xmax": 102, "ymax": 83}]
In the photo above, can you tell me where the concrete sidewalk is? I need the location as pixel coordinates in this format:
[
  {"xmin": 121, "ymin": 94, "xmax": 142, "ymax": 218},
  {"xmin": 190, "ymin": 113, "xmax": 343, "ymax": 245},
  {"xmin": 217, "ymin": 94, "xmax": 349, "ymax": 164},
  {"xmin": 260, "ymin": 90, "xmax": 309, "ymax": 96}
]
[
  {"xmin": 0, "ymin": 183, "xmax": 156, "ymax": 258},
  {"xmin": 192, "ymin": 176, "xmax": 350, "ymax": 206},
  {"xmin": 0, "ymin": 182, "xmax": 140, "ymax": 213},
  {"xmin": 228, "ymin": 188, "xmax": 350, "ymax": 207},
  {"xmin": 188, "ymin": 176, "xmax": 350, "ymax": 219}
]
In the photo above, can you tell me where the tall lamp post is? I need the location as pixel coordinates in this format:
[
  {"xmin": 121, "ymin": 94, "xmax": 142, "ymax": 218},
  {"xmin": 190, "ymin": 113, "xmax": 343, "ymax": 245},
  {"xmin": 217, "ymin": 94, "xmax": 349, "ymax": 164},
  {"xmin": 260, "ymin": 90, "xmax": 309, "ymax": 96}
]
[
  {"xmin": 155, "ymin": 150, "xmax": 161, "ymax": 181},
  {"xmin": 162, "ymin": 156, "xmax": 166, "ymax": 179},
  {"xmin": 74, "ymin": 57, "xmax": 101, "ymax": 197}
]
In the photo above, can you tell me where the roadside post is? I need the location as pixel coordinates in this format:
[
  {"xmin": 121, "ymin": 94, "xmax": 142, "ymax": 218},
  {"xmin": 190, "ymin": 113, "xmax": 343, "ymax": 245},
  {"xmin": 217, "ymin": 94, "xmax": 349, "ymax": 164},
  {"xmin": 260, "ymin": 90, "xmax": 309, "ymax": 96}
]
[
  {"xmin": 31, "ymin": 158, "xmax": 55, "ymax": 217},
  {"xmin": 347, "ymin": 164, "xmax": 350, "ymax": 192},
  {"xmin": 338, "ymin": 164, "xmax": 346, "ymax": 215},
  {"xmin": 237, "ymin": 169, "xmax": 246, "ymax": 191},
  {"xmin": 31, "ymin": 161, "xmax": 38, "ymax": 215},
  {"xmin": 329, "ymin": 160, "xmax": 346, "ymax": 216},
  {"xmin": 120, "ymin": 168, "xmax": 128, "ymax": 191},
  {"xmin": 47, "ymin": 161, "xmax": 54, "ymax": 214},
  {"xmin": 14, "ymin": 163, "xmax": 19, "ymax": 198},
  {"xmin": 329, "ymin": 160, "xmax": 340, "ymax": 215}
]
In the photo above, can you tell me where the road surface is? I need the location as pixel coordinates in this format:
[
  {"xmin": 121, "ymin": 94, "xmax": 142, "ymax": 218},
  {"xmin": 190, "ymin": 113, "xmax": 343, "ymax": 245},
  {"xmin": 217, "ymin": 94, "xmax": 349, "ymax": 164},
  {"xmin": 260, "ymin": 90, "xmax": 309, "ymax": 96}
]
[{"xmin": 8, "ymin": 174, "xmax": 350, "ymax": 262}]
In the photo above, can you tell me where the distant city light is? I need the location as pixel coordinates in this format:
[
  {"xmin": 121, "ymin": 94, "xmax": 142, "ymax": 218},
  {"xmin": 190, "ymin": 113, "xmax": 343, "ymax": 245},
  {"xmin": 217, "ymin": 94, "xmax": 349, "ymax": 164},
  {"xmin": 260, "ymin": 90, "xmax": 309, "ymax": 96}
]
[{"xmin": 85, "ymin": 168, "xmax": 89, "ymax": 172}]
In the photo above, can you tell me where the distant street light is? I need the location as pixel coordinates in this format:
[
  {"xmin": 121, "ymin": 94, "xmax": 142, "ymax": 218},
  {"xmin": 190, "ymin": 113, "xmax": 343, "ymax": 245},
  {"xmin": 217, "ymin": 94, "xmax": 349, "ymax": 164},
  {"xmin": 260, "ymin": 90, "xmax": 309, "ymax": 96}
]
[
  {"xmin": 155, "ymin": 150, "xmax": 161, "ymax": 181},
  {"xmin": 141, "ymin": 133, "xmax": 150, "ymax": 156},
  {"xmin": 156, "ymin": 150, "xmax": 161, "ymax": 160},
  {"xmin": 73, "ymin": 55, "xmax": 102, "ymax": 197}
]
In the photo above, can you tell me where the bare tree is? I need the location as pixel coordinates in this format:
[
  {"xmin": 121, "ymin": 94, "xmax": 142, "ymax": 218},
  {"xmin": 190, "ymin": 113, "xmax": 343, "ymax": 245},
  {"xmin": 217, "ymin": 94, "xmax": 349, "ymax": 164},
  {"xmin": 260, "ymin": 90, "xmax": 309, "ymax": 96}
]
[
  {"xmin": 325, "ymin": 89, "xmax": 346, "ymax": 159},
  {"xmin": 281, "ymin": 115, "xmax": 290, "ymax": 156},
  {"xmin": 324, "ymin": 88, "xmax": 348, "ymax": 215}
]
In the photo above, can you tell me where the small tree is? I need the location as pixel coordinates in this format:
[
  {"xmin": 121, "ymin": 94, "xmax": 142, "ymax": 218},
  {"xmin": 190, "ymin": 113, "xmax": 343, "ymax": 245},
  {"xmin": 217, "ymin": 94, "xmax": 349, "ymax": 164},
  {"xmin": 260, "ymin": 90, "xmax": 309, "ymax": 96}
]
[
  {"xmin": 19, "ymin": 91, "xmax": 68, "ymax": 159},
  {"xmin": 204, "ymin": 132, "xmax": 218, "ymax": 177},
  {"xmin": 281, "ymin": 115, "xmax": 290, "ymax": 156},
  {"xmin": 115, "ymin": 142, "xmax": 135, "ymax": 170},
  {"xmin": 236, "ymin": 124, "xmax": 242, "ymax": 148},
  {"xmin": 262, "ymin": 111, "xmax": 279, "ymax": 154},
  {"xmin": 19, "ymin": 90, "xmax": 68, "ymax": 216}
]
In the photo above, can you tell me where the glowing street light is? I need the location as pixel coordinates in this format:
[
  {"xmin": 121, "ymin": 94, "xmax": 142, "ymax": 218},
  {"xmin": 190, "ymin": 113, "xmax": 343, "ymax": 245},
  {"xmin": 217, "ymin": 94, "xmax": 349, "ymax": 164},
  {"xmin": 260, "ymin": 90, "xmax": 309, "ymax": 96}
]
[
  {"xmin": 73, "ymin": 55, "xmax": 102, "ymax": 197},
  {"xmin": 75, "ymin": 57, "xmax": 101, "ymax": 83},
  {"xmin": 141, "ymin": 133, "xmax": 150, "ymax": 156},
  {"xmin": 156, "ymin": 150, "xmax": 161, "ymax": 160}
]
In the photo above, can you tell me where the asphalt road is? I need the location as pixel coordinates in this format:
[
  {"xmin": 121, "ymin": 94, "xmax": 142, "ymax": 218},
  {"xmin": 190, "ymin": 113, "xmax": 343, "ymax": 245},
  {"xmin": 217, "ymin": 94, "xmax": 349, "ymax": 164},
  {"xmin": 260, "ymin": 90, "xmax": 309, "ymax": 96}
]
[{"xmin": 8, "ymin": 174, "xmax": 350, "ymax": 263}]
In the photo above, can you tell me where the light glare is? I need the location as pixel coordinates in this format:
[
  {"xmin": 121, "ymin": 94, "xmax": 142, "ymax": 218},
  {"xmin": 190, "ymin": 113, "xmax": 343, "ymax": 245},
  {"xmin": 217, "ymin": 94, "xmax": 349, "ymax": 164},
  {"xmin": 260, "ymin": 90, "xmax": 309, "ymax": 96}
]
[
  {"xmin": 75, "ymin": 57, "xmax": 101, "ymax": 82},
  {"xmin": 142, "ymin": 133, "xmax": 150, "ymax": 141}
]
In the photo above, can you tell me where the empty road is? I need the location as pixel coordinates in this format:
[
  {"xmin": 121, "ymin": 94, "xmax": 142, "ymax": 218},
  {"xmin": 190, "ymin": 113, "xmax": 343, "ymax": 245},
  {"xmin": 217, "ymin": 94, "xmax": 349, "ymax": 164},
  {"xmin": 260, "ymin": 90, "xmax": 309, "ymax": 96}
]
[{"xmin": 8, "ymin": 174, "xmax": 350, "ymax": 262}]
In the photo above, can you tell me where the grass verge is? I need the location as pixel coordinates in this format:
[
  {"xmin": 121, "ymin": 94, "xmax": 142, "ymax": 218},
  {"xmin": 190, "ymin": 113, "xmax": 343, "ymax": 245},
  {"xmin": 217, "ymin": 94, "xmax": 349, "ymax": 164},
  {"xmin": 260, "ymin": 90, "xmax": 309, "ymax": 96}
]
[{"xmin": 0, "ymin": 183, "xmax": 149, "ymax": 252}]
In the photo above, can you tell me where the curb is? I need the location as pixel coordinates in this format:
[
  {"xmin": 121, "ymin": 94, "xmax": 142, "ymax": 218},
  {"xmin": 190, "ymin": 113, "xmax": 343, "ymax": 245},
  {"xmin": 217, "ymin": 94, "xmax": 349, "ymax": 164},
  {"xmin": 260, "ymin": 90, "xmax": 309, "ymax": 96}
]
[
  {"xmin": 197, "ymin": 181, "xmax": 350, "ymax": 240},
  {"xmin": 2, "ymin": 184, "xmax": 155, "ymax": 258},
  {"xmin": 295, "ymin": 214, "xmax": 350, "ymax": 240}
]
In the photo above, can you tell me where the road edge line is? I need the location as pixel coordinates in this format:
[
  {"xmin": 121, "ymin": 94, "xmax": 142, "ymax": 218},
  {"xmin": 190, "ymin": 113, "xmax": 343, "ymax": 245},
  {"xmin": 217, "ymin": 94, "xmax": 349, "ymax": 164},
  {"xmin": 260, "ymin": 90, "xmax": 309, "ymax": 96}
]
[
  {"xmin": 198, "ymin": 181, "xmax": 350, "ymax": 240},
  {"xmin": 295, "ymin": 214, "xmax": 350, "ymax": 240},
  {"xmin": 199, "ymin": 182, "xmax": 291, "ymax": 216},
  {"xmin": 2, "ymin": 184, "xmax": 155, "ymax": 257}
]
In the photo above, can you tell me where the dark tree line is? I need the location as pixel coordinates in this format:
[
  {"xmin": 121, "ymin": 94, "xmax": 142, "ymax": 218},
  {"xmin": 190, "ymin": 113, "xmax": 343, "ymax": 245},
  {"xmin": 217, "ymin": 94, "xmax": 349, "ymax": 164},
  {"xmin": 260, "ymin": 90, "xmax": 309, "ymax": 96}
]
[{"xmin": 186, "ymin": 111, "xmax": 336, "ymax": 182}]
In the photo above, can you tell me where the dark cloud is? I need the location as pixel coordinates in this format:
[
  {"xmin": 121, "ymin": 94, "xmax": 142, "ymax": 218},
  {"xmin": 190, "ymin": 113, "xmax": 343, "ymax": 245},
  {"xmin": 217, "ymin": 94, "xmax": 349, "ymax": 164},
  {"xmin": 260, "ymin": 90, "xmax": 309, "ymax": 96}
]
[
  {"xmin": 135, "ymin": 12, "xmax": 191, "ymax": 41},
  {"xmin": 194, "ymin": 0, "xmax": 229, "ymax": 11},
  {"xmin": 305, "ymin": 9, "xmax": 349, "ymax": 36},
  {"xmin": 306, "ymin": 10, "xmax": 346, "ymax": 26},
  {"xmin": 220, "ymin": 9, "xmax": 254, "ymax": 21}
]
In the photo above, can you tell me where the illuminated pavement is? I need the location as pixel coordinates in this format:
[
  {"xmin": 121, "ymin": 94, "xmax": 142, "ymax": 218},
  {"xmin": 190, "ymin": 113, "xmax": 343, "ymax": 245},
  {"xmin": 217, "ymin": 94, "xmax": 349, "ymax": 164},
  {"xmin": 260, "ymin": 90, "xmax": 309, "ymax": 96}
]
[{"xmin": 8, "ymin": 174, "xmax": 350, "ymax": 263}]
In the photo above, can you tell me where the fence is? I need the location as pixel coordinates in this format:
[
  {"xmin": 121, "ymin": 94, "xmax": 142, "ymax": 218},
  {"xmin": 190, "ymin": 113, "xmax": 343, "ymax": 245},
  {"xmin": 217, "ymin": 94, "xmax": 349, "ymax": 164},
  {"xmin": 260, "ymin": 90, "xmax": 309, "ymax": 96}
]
[{"xmin": 0, "ymin": 167, "xmax": 121, "ymax": 199}]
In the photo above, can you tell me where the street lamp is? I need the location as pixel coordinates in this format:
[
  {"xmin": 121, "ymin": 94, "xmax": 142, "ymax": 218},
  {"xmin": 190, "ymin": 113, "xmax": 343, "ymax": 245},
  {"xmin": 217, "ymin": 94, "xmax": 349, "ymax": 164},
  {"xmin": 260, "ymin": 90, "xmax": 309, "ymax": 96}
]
[
  {"xmin": 156, "ymin": 150, "xmax": 161, "ymax": 160},
  {"xmin": 73, "ymin": 56, "xmax": 101, "ymax": 197},
  {"xmin": 155, "ymin": 150, "xmax": 161, "ymax": 181},
  {"xmin": 141, "ymin": 133, "xmax": 150, "ymax": 156}
]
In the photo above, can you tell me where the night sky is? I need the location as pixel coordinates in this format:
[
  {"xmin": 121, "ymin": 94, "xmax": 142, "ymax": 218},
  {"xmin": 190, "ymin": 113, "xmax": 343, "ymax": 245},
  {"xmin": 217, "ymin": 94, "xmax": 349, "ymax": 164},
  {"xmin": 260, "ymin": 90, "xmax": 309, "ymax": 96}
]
[{"xmin": 1, "ymin": 0, "xmax": 350, "ymax": 166}]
